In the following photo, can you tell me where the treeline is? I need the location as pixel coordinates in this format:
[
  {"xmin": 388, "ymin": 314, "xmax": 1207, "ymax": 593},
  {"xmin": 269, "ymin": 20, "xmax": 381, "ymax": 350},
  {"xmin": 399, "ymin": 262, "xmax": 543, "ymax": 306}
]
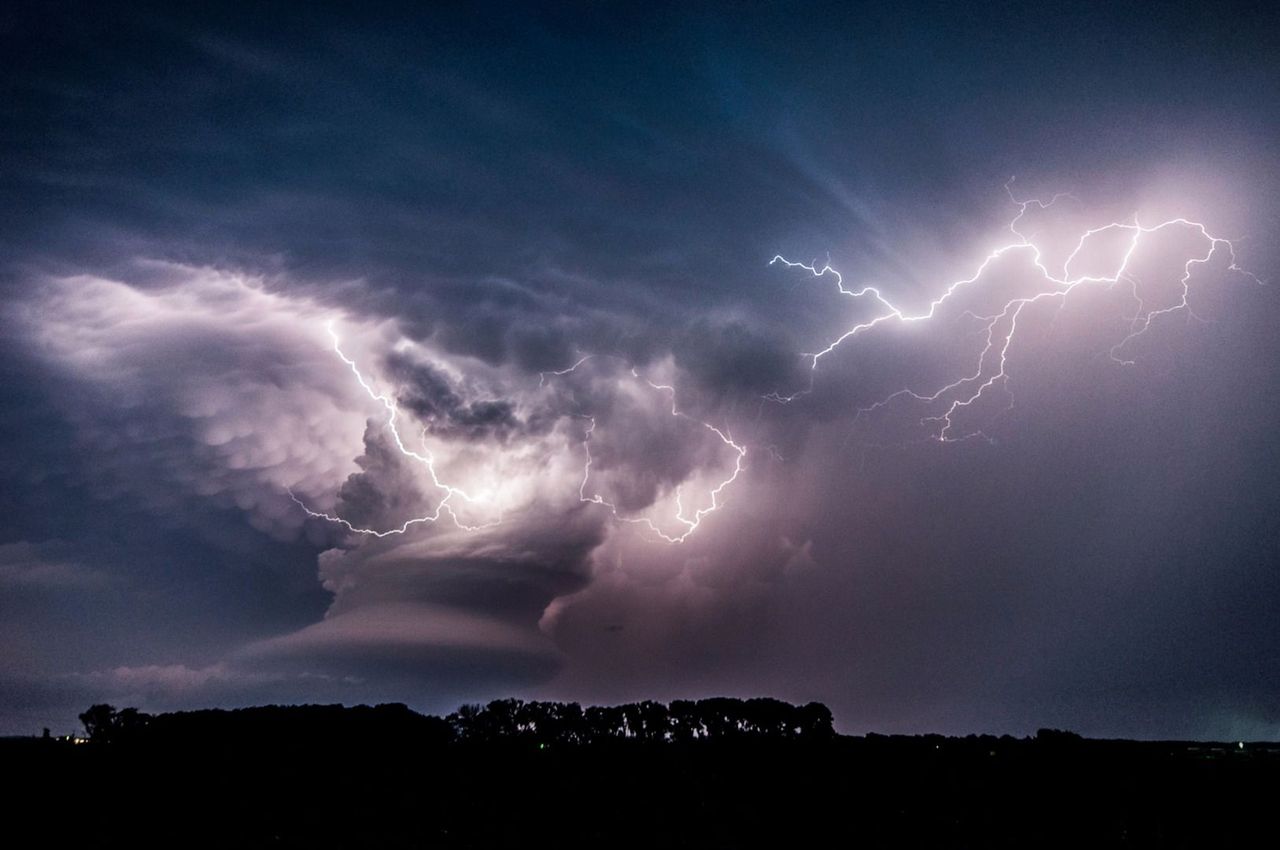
[
  {"xmin": 79, "ymin": 701, "xmax": 450, "ymax": 748},
  {"xmin": 20, "ymin": 704, "xmax": 1276, "ymax": 846},
  {"xmin": 447, "ymin": 696, "xmax": 833, "ymax": 743},
  {"xmin": 77, "ymin": 696, "xmax": 834, "ymax": 747}
]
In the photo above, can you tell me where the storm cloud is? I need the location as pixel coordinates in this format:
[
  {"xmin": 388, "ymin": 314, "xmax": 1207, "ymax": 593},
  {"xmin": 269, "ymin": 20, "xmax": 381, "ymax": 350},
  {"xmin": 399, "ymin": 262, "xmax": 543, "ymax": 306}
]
[{"xmin": 2, "ymin": 1, "xmax": 1279, "ymax": 739}]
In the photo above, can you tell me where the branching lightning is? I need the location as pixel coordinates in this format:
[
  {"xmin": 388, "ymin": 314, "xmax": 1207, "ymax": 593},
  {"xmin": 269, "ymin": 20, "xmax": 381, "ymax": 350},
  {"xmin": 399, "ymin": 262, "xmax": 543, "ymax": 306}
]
[
  {"xmin": 290, "ymin": 182, "xmax": 1253, "ymax": 541},
  {"xmin": 290, "ymin": 322, "xmax": 501, "ymax": 537},
  {"xmin": 545, "ymin": 357, "xmax": 747, "ymax": 544},
  {"xmin": 771, "ymin": 180, "xmax": 1261, "ymax": 442},
  {"xmin": 295, "ymin": 333, "xmax": 745, "ymax": 544}
]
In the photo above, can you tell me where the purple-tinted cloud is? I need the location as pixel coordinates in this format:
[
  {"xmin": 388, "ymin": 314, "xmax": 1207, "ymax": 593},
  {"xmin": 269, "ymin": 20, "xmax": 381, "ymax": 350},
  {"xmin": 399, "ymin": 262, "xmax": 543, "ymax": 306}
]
[{"xmin": 2, "ymin": 2, "xmax": 1278, "ymax": 741}]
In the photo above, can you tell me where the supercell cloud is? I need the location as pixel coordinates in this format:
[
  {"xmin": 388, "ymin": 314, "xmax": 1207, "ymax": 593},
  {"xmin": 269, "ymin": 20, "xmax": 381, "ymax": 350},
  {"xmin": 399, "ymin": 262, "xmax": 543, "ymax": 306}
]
[{"xmin": 2, "ymin": 2, "xmax": 1279, "ymax": 739}]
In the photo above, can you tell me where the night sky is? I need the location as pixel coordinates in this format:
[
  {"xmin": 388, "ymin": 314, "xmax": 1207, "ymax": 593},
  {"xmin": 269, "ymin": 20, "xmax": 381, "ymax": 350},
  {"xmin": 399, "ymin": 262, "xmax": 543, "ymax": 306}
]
[{"xmin": 3, "ymin": 1, "xmax": 1279, "ymax": 738}]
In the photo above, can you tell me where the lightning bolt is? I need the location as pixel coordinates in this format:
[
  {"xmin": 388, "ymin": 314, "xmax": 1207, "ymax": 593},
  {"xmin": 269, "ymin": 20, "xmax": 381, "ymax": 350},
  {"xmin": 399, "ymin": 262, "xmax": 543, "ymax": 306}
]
[
  {"xmin": 289, "ymin": 321, "xmax": 501, "ymax": 536},
  {"xmin": 539, "ymin": 355, "xmax": 592, "ymax": 387},
  {"xmin": 771, "ymin": 180, "xmax": 1261, "ymax": 442},
  {"xmin": 546, "ymin": 357, "xmax": 747, "ymax": 544}
]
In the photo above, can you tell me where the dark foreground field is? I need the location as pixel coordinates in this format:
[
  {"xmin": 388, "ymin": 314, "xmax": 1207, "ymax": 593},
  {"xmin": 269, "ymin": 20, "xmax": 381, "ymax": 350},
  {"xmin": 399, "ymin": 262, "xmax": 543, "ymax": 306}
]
[{"xmin": 6, "ymin": 702, "xmax": 1278, "ymax": 848}]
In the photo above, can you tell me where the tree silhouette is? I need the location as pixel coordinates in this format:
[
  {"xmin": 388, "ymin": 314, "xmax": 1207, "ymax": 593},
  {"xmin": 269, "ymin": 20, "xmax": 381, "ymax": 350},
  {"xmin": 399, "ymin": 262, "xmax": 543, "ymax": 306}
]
[
  {"xmin": 80, "ymin": 697, "xmax": 833, "ymax": 748},
  {"xmin": 79, "ymin": 704, "xmax": 152, "ymax": 743},
  {"xmin": 79, "ymin": 704, "xmax": 118, "ymax": 743},
  {"xmin": 669, "ymin": 699, "xmax": 704, "ymax": 742}
]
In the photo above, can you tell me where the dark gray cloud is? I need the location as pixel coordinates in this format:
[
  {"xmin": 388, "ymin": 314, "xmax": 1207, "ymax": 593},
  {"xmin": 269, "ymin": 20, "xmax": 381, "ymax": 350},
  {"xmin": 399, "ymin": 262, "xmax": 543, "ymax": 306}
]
[
  {"xmin": 383, "ymin": 351, "xmax": 529, "ymax": 443},
  {"xmin": 1, "ymin": 1, "xmax": 1279, "ymax": 738}
]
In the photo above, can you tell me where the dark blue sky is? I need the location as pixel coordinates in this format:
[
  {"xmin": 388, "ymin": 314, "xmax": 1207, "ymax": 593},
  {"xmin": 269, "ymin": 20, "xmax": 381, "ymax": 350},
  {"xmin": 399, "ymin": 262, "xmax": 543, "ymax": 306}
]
[{"xmin": 2, "ymin": 1, "xmax": 1278, "ymax": 738}]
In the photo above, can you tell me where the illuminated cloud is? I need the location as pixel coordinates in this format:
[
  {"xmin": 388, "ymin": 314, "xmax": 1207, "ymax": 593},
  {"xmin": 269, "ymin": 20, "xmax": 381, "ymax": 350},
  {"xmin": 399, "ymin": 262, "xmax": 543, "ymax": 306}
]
[
  {"xmin": 10, "ymin": 258, "xmax": 760, "ymax": 710},
  {"xmin": 770, "ymin": 185, "xmax": 1260, "ymax": 443},
  {"xmin": 3, "ymin": 3, "xmax": 1278, "ymax": 740}
]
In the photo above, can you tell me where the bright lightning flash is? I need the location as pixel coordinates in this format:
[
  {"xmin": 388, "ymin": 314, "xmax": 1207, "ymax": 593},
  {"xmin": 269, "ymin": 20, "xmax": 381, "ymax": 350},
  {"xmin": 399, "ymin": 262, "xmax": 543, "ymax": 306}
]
[
  {"xmin": 289, "ymin": 322, "xmax": 501, "ymax": 537},
  {"xmin": 771, "ymin": 181, "xmax": 1261, "ymax": 442},
  {"xmin": 545, "ymin": 357, "xmax": 748, "ymax": 544},
  {"xmin": 291, "ymin": 182, "xmax": 1238, "ymax": 539}
]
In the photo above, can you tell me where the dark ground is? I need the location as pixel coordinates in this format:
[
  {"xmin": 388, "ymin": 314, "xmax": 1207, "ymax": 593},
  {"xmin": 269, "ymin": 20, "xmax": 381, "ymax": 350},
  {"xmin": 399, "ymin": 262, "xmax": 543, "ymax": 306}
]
[{"xmin": 6, "ymin": 703, "xmax": 1278, "ymax": 848}]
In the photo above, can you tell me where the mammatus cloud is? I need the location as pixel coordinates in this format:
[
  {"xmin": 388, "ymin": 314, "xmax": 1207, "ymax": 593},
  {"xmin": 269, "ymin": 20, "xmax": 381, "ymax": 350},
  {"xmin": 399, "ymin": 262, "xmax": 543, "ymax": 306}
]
[{"xmin": 15, "ymin": 263, "xmax": 366, "ymax": 540}]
